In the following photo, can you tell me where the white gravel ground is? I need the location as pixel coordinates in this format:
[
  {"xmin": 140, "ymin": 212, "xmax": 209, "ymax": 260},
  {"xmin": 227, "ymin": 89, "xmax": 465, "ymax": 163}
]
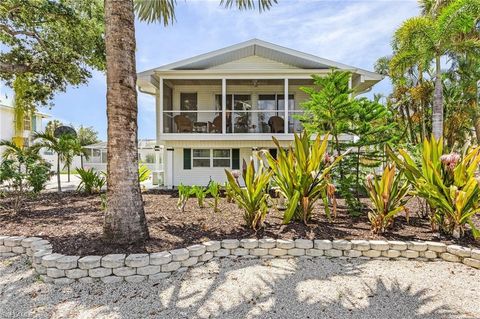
[{"xmin": 1, "ymin": 255, "xmax": 479, "ymax": 319}]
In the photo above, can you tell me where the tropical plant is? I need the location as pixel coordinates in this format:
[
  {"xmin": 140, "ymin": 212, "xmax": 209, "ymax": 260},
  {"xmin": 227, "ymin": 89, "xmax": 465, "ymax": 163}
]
[
  {"xmin": 298, "ymin": 71, "xmax": 398, "ymax": 214},
  {"xmin": 390, "ymin": 0, "xmax": 480, "ymax": 139},
  {"xmin": 177, "ymin": 184, "xmax": 193, "ymax": 212},
  {"xmin": 0, "ymin": 146, "xmax": 51, "ymax": 214},
  {"xmin": 103, "ymin": 0, "xmax": 276, "ymax": 245},
  {"xmin": 264, "ymin": 132, "xmax": 343, "ymax": 224},
  {"xmin": 365, "ymin": 164, "xmax": 411, "ymax": 234},
  {"xmin": 207, "ymin": 181, "xmax": 221, "ymax": 213},
  {"xmin": 76, "ymin": 168, "xmax": 105, "ymax": 194},
  {"xmin": 192, "ymin": 185, "xmax": 207, "ymax": 208},
  {"xmin": 33, "ymin": 132, "xmax": 77, "ymax": 192},
  {"xmin": 224, "ymin": 181, "xmax": 235, "ymax": 203},
  {"xmin": 225, "ymin": 159, "xmax": 272, "ymax": 230},
  {"xmin": 77, "ymin": 126, "xmax": 99, "ymax": 168},
  {"xmin": 138, "ymin": 163, "xmax": 151, "ymax": 182},
  {"xmin": 388, "ymin": 136, "xmax": 480, "ymax": 238}
]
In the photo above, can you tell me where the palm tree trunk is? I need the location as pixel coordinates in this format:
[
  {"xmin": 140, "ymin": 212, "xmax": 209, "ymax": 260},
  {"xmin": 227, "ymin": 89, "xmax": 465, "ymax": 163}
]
[
  {"xmin": 80, "ymin": 155, "xmax": 84, "ymax": 169},
  {"xmin": 432, "ymin": 55, "xmax": 444, "ymax": 140},
  {"xmin": 57, "ymin": 153, "xmax": 61, "ymax": 192},
  {"xmin": 67, "ymin": 164, "xmax": 71, "ymax": 182},
  {"xmin": 103, "ymin": 0, "xmax": 149, "ymax": 244}
]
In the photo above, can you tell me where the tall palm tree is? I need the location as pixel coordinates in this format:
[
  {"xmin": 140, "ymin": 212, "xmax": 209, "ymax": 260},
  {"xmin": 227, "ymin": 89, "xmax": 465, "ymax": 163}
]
[
  {"xmin": 390, "ymin": 0, "xmax": 480, "ymax": 139},
  {"xmin": 103, "ymin": 0, "xmax": 276, "ymax": 244}
]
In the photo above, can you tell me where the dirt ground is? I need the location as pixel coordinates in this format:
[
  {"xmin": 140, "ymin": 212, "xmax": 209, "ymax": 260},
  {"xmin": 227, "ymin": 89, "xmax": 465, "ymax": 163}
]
[{"xmin": 0, "ymin": 190, "xmax": 478, "ymax": 256}]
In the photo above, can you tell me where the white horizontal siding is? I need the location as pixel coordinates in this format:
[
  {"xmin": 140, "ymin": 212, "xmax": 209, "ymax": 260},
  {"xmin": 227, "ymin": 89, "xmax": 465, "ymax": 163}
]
[{"xmin": 210, "ymin": 55, "xmax": 297, "ymax": 70}]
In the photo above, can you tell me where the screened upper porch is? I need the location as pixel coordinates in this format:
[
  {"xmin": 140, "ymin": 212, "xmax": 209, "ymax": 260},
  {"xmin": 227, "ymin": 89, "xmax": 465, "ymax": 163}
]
[{"xmin": 160, "ymin": 78, "xmax": 313, "ymax": 135}]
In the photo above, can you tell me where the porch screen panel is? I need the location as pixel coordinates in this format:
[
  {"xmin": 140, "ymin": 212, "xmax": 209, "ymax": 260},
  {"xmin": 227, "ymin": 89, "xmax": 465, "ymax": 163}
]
[{"xmin": 180, "ymin": 93, "xmax": 198, "ymax": 122}]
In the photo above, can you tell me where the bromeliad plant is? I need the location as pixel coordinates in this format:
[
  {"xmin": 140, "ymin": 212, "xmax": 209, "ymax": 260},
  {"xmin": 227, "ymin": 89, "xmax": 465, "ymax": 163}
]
[
  {"xmin": 225, "ymin": 159, "xmax": 272, "ymax": 230},
  {"xmin": 388, "ymin": 136, "xmax": 480, "ymax": 238},
  {"xmin": 264, "ymin": 132, "xmax": 344, "ymax": 224},
  {"xmin": 365, "ymin": 164, "xmax": 410, "ymax": 234}
]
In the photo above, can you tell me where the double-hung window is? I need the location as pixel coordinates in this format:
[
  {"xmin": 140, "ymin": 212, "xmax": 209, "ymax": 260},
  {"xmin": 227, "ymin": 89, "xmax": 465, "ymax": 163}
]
[
  {"xmin": 190, "ymin": 149, "xmax": 232, "ymax": 168},
  {"xmin": 212, "ymin": 149, "xmax": 231, "ymax": 167},
  {"xmin": 192, "ymin": 149, "xmax": 211, "ymax": 167}
]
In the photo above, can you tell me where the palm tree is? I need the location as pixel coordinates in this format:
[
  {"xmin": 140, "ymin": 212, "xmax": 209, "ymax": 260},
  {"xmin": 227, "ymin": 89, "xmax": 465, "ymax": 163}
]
[
  {"xmin": 77, "ymin": 126, "xmax": 99, "ymax": 169},
  {"xmin": 390, "ymin": 0, "xmax": 480, "ymax": 139},
  {"xmin": 33, "ymin": 132, "xmax": 75, "ymax": 192},
  {"xmin": 0, "ymin": 140, "xmax": 41, "ymax": 162},
  {"xmin": 103, "ymin": 0, "xmax": 276, "ymax": 244}
]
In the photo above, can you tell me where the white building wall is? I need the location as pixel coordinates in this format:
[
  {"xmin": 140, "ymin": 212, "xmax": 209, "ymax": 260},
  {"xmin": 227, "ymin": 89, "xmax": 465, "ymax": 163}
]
[{"xmin": 166, "ymin": 139, "xmax": 291, "ymax": 187}]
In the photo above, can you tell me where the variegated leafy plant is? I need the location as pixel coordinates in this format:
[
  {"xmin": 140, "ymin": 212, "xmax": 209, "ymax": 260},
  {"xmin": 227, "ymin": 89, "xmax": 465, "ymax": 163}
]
[
  {"xmin": 264, "ymin": 131, "xmax": 344, "ymax": 224},
  {"xmin": 388, "ymin": 136, "xmax": 480, "ymax": 239},
  {"xmin": 365, "ymin": 163, "xmax": 410, "ymax": 234}
]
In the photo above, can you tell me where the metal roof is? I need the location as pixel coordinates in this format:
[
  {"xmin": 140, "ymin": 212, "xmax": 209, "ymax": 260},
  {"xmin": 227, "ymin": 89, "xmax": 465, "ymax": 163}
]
[{"xmin": 138, "ymin": 39, "xmax": 383, "ymax": 80}]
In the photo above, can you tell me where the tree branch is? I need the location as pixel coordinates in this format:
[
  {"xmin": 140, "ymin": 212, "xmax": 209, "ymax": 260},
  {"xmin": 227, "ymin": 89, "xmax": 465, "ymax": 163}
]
[{"xmin": 0, "ymin": 62, "xmax": 31, "ymax": 74}]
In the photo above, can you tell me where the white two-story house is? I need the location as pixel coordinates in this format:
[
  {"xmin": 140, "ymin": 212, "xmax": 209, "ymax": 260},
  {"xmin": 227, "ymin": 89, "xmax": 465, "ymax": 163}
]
[
  {"xmin": 137, "ymin": 39, "xmax": 383, "ymax": 188},
  {"xmin": 0, "ymin": 101, "xmax": 49, "ymax": 154}
]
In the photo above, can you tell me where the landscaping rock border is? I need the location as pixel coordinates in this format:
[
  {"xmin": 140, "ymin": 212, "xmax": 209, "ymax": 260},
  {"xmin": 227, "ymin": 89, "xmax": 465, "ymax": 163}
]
[{"xmin": 1, "ymin": 235, "xmax": 479, "ymax": 285}]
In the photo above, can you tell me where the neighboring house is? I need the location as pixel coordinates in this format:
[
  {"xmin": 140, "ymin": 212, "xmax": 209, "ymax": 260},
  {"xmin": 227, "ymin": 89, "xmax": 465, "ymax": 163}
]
[
  {"xmin": 82, "ymin": 139, "xmax": 163, "ymax": 183},
  {"xmin": 137, "ymin": 39, "xmax": 383, "ymax": 188},
  {"xmin": 0, "ymin": 102, "xmax": 49, "ymax": 153}
]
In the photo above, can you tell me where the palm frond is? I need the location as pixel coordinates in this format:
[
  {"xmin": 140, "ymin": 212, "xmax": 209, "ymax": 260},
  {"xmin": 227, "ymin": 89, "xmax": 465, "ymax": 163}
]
[
  {"xmin": 220, "ymin": 0, "xmax": 277, "ymax": 12},
  {"xmin": 134, "ymin": 0, "xmax": 176, "ymax": 25}
]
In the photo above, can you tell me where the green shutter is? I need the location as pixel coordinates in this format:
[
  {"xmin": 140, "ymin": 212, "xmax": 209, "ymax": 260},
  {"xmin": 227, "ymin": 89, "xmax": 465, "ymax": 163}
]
[
  {"xmin": 183, "ymin": 148, "xmax": 191, "ymax": 170},
  {"xmin": 232, "ymin": 148, "xmax": 240, "ymax": 169}
]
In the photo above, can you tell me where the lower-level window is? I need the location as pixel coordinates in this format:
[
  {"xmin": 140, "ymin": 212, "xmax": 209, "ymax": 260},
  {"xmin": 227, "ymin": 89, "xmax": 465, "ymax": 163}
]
[
  {"xmin": 192, "ymin": 149, "xmax": 231, "ymax": 168},
  {"xmin": 213, "ymin": 149, "xmax": 231, "ymax": 167},
  {"xmin": 192, "ymin": 149, "xmax": 211, "ymax": 167}
]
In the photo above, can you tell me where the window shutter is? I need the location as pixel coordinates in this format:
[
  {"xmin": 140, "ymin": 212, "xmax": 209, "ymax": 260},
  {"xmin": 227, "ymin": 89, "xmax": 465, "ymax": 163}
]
[
  {"xmin": 232, "ymin": 148, "xmax": 240, "ymax": 169},
  {"xmin": 183, "ymin": 148, "xmax": 191, "ymax": 170}
]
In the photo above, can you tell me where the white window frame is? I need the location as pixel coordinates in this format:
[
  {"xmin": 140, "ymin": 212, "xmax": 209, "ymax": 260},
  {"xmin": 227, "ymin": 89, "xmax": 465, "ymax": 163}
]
[
  {"xmin": 192, "ymin": 148, "xmax": 211, "ymax": 168},
  {"xmin": 212, "ymin": 149, "xmax": 231, "ymax": 168},
  {"xmin": 192, "ymin": 149, "xmax": 232, "ymax": 168}
]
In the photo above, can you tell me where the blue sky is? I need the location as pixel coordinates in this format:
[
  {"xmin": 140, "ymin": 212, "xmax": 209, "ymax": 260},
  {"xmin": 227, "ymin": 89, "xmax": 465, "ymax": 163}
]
[{"xmin": 1, "ymin": 0, "xmax": 420, "ymax": 141}]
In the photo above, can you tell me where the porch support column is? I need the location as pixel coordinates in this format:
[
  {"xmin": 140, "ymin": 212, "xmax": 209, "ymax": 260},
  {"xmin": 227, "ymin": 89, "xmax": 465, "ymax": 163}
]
[
  {"xmin": 158, "ymin": 77, "xmax": 163, "ymax": 142},
  {"xmin": 222, "ymin": 78, "xmax": 227, "ymax": 134},
  {"xmin": 284, "ymin": 78, "xmax": 289, "ymax": 134},
  {"xmin": 166, "ymin": 148, "xmax": 174, "ymax": 189}
]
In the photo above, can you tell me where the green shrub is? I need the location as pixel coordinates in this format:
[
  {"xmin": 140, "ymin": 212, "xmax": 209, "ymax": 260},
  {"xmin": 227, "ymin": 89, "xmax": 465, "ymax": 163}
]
[
  {"xmin": 76, "ymin": 168, "xmax": 105, "ymax": 194},
  {"xmin": 264, "ymin": 131, "xmax": 344, "ymax": 224},
  {"xmin": 388, "ymin": 136, "xmax": 480, "ymax": 238},
  {"xmin": 0, "ymin": 154, "xmax": 51, "ymax": 214},
  {"xmin": 225, "ymin": 159, "xmax": 272, "ymax": 230},
  {"xmin": 207, "ymin": 180, "xmax": 221, "ymax": 213},
  {"xmin": 365, "ymin": 163, "xmax": 410, "ymax": 234}
]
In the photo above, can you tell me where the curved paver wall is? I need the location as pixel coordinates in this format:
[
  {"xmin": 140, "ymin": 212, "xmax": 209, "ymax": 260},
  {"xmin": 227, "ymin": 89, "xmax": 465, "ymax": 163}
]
[{"xmin": 1, "ymin": 235, "xmax": 479, "ymax": 285}]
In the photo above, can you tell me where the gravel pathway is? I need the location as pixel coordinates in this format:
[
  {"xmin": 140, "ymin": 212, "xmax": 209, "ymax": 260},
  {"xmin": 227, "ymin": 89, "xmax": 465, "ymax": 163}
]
[{"xmin": 1, "ymin": 255, "xmax": 479, "ymax": 319}]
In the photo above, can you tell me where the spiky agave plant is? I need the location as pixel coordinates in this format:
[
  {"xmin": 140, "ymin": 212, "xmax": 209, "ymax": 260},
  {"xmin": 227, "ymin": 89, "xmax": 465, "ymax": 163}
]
[
  {"xmin": 365, "ymin": 164, "xmax": 410, "ymax": 234},
  {"xmin": 225, "ymin": 159, "xmax": 272, "ymax": 230},
  {"xmin": 264, "ymin": 131, "xmax": 344, "ymax": 224}
]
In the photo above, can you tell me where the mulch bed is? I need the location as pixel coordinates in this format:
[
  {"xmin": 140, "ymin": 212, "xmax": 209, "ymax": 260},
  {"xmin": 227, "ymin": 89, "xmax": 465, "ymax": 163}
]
[{"xmin": 1, "ymin": 190, "xmax": 479, "ymax": 256}]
